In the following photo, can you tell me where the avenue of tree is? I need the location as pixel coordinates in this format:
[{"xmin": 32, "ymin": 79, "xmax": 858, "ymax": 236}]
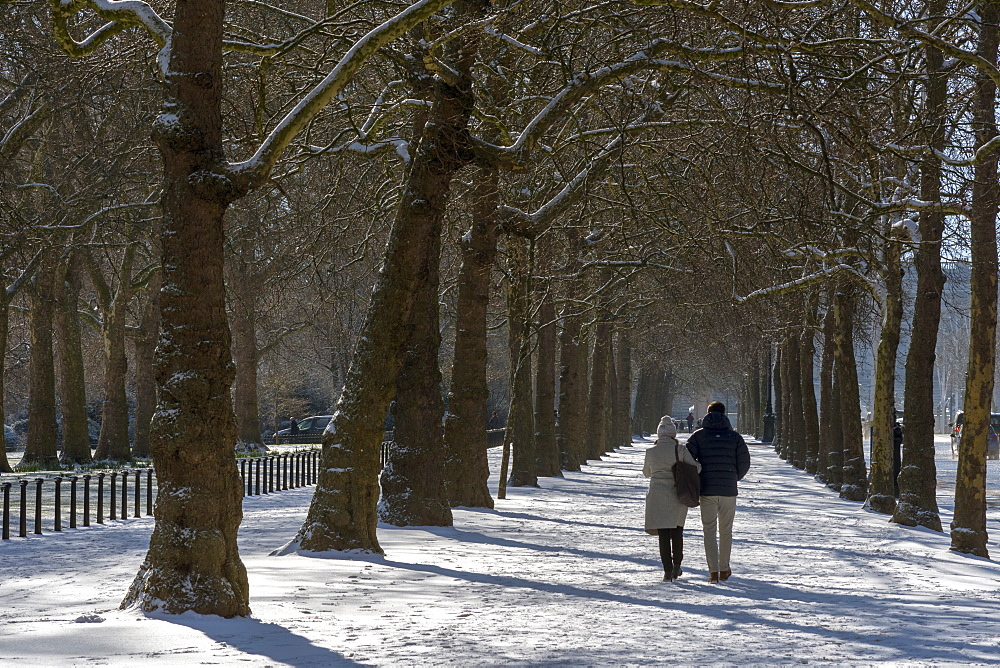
[{"xmin": 0, "ymin": 0, "xmax": 998, "ymax": 617}]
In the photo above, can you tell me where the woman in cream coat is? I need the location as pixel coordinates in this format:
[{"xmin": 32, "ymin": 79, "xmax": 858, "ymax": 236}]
[{"xmin": 644, "ymin": 415, "xmax": 701, "ymax": 581}]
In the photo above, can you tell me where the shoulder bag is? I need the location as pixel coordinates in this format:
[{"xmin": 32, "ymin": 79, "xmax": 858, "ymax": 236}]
[{"xmin": 673, "ymin": 441, "xmax": 701, "ymax": 508}]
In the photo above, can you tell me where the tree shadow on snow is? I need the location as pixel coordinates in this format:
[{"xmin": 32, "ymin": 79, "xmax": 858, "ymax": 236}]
[{"xmin": 156, "ymin": 613, "xmax": 362, "ymax": 667}]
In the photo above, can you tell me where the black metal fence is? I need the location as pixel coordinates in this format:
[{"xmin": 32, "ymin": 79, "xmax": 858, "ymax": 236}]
[{"xmin": 1, "ymin": 449, "xmax": 320, "ymax": 541}]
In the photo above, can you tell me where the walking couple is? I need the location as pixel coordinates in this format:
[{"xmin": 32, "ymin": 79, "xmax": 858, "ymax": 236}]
[{"xmin": 643, "ymin": 401, "xmax": 751, "ymax": 583}]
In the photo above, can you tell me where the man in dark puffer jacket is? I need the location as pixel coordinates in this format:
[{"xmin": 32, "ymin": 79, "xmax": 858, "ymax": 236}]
[{"xmin": 686, "ymin": 401, "xmax": 751, "ymax": 583}]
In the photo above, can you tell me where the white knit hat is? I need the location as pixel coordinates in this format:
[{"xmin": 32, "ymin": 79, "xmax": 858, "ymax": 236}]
[{"xmin": 656, "ymin": 416, "xmax": 677, "ymax": 440}]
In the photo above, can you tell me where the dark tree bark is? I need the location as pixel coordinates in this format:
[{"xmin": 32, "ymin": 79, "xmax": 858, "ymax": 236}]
[
  {"xmin": 442, "ymin": 165, "xmax": 498, "ymax": 508},
  {"xmin": 55, "ymin": 250, "xmax": 91, "ymax": 464},
  {"xmin": 778, "ymin": 339, "xmax": 792, "ymax": 461},
  {"xmin": 614, "ymin": 330, "xmax": 633, "ymax": 447},
  {"xmin": 22, "ymin": 250, "xmax": 59, "ymax": 469},
  {"xmin": 816, "ymin": 303, "xmax": 836, "ymax": 485},
  {"xmin": 868, "ymin": 226, "xmax": 905, "ymax": 515},
  {"xmin": 951, "ymin": 0, "xmax": 999, "ymax": 558},
  {"xmin": 229, "ymin": 246, "xmax": 266, "ymax": 453},
  {"xmin": 586, "ymin": 319, "xmax": 612, "ymax": 461},
  {"xmin": 835, "ymin": 285, "xmax": 867, "ymax": 501},
  {"xmin": 772, "ymin": 348, "xmax": 783, "ymax": 456},
  {"xmin": 557, "ymin": 235, "xmax": 587, "ymax": 471},
  {"xmin": 534, "ymin": 265, "xmax": 561, "ymax": 477},
  {"xmin": 894, "ymin": 2, "xmax": 947, "ymax": 531},
  {"xmin": 787, "ymin": 333, "xmax": 805, "ymax": 468},
  {"xmin": 505, "ymin": 235, "xmax": 538, "ymax": 487},
  {"xmin": 122, "ymin": 0, "xmax": 249, "ymax": 616},
  {"xmin": 800, "ymin": 327, "xmax": 820, "ymax": 476},
  {"xmin": 132, "ymin": 266, "xmax": 161, "ymax": 460},
  {"xmin": 0, "ymin": 295, "xmax": 10, "ymax": 473}
]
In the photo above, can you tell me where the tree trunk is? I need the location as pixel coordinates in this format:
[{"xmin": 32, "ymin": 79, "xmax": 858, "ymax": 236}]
[
  {"xmin": 122, "ymin": 0, "xmax": 249, "ymax": 617},
  {"xmin": 442, "ymin": 165, "xmax": 497, "ymax": 508},
  {"xmin": 505, "ymin": 235, "xmax": 538, "ymax": 487},
  {"xmin": 534, "ymin": 271, "xmax": 561, "ymax": 477},
  {"xmin": 778, "ymin": 339, "xmax": 792, "ymax": 461},
  {"xmin": 615, "ymin": 331, "xmax": 633, "ymax": 447},
  {"xmin": 230, "ymin": 265, "xmax": 266, "ymax": 452},
  {"xmin": 951, "ymin": 1, "xmax": 999, "ymax": 558},
  {"xmin": 55, "ymin": 250, "xmax": 91, "ymax": 464},
  {"xmin": 817, "ymin": 303, "xmax": 836, "ymax": 485},
  {"xmin": 868, "ymin": 226, "xmax": 905, "ymax": 515},
  {"xmin": 557, "ymin": 241, "xmax": 587, "ymax": 471},
  {"xmin": 787, "ymin": 333, "xmax": 805, "ymax": 468},
  {"xmin": 835, "ymin": 285, "xmax": 867, "ymax": 501},
  {"xmin": 894, "ymin": 3, "xmax": 947, "ymax": 531},
  {"xmin": 586, "ymin": 320, "xmax": 612, "ymax": 461},
  {"xmin": 133, "ymin": 268, "xmax": 161, "ymax": 460},
  {"xmin": 297, "ymin": 1, "xmax": 482, "ymax": 550},
  {"xmin": 94, "ymin": 295, "xmax": 132, "ymax": 461},
  {"xmin": 22, "ymin": 251, "xmax": 59, "ymax": 468},
  {"xmin": 772, "ymin": 348, "xmax": 783, "ymax": 456},
  {"xmin": 801, "ymin": 327, "xmax": 820, "ymax": 475},
  {"xmin": 0, "ymin": 296, "xmax": 12, "ymax": 473}
]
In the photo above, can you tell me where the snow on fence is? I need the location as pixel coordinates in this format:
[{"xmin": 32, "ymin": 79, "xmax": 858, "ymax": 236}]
[{"xmin": 0, "ymin": 449, "xmax": 321, "ymax": 541}]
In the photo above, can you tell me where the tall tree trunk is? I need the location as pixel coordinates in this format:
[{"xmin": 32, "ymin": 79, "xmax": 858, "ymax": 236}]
[
  {"xmin": 868, "ymin": 226, "xmax": 905, "ymax": 514},
  {"xmin": 442, "ymin": 165, "xmax": 497, "ymax": 508},
  {"xmin": 133, "ymin": 267, "xmax": 161, "ymax": 459},
  {"xmin": 772, "ymin": 348, "xmax": 783, "ymax": 456},
  {"xmin": 55, "ymin": 250, "xmax": 91, "ymax": 464},
  {"xmin": 894, "ymin": 1, "xmax": 947, "ymax": 531},
  {"xmin": 951, "ymin": 1, "xmax": 999, "ymax": 558},
  {"xmin": 615, "ymin": 330, "xmax": 633, "ymax": 447},
  {"xmin": 778, "ymin": 340, "xmax": 792, "ymax": 461},
  {"xmin": 801, "ymin": 326, "xmax": 820, "ymax": 474},
  {"xmin": 0, "ymin": 295, "xmax": 12, "ymax": 473},
  {"xmin": 816, "ymin": 303, "xmax": 835, "ymax": 484},
  {"xmin": 534, "ymin": 268, "xmax": 561, "ymax": 477},
  {"xmin": 557, "ymin": 235, "xmax": 587, "ymax": 471},
  {"xmin": 22, "ymin": 251, "xmax": 59, "ymax": 468},
  {"xmin": 94, "ymin": 296, "xmax": 132, "ymax": 461},
  {"xmin": 787, "ymin": 333, "xmax": 805, "ymax": 468},
  {"xmin": 122, "ymin": 0, "xmax": 249, "ymax": 617},
  {"xmin": 586, "ymin": 319, "xmax": 612, "ymax": 461},
  {"xmin": 297, "ymin": 0, "xmax": 483, "ymax": 551},
  {"xmin": 505, "ymin": 235, "xmax": 538, "ymax": 487},
  {"xmin": 230, "ymin": 262, "xmax": 265, "ymax": 452},
  {"xmin": 835, "ymin": 285, "xmax": 867, "ymax": 501}
]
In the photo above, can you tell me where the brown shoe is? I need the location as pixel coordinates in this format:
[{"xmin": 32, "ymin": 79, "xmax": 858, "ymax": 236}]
[
  {"xmin": 720, "ymin": 570, "xmax": 732, "ymax": 581},
  {"xmin": 708, "ymin": 572, "xmax": 720, "ymax": 583}
]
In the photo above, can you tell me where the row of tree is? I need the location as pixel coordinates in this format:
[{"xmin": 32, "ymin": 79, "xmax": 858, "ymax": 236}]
[{"xmin": 1, "ymin": 0, "xmax": 996, "ymax": 619}]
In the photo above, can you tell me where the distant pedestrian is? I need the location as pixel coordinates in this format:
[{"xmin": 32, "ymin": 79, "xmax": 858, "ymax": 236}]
[
  {"xmin": 686, "ymin": 412, "xmax": 695, "ymax": 433},
  {"xmin": 487, "ymin": 410, "xmax": 501, "ymax": 430},
  {"xmin": 686, "ymin": 401, "xmax": 750, "ymax": 583},
  {"xmin": 643, "ymin": 416, "xmax": 701, "ymax": 582}
]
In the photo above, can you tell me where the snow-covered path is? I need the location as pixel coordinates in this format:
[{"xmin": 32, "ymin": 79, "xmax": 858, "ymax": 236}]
[{"xmin": 2, "ymin": 438, "xmax": 999, "ymax": 666}]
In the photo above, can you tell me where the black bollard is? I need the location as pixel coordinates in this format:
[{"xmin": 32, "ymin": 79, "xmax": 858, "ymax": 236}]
[
  {"xmin": 53, "ymin": 476, "xmax": 62, "ymax": 531},
  {"xmin": 33, "ymin": 478, "xmax": 43, "ymax": 535},
  {"xmin": 69, "ymin": 476, "xmax": 78, "ymax": 529},
  {"xmin": 19, "ymin": 479, "xmax": 27, "ymax": 537},
  {"xmin": 146, "ymin": 469, "xmax": 153, "ymax": 515},
  {"xmin": 120, "ymin": 470, "xmax": 128, "ymax": 520},
  {"xmin": 109, "ymin": 472, "xmax": 117, "ymax": 521},
  {"xmin": 2, "ymin": 481, "xmax": 10, "ymax": 540},
  {"xmin": 83, "ymin": 474, "xmax": 91, "ymax": 527},
  {"xmin": 96, "ymin": 473, "xmax": 105, "ymax": 524},
  {"xmin": 134, "ymin": 470, "xmax": 141, "ymax": 518}
]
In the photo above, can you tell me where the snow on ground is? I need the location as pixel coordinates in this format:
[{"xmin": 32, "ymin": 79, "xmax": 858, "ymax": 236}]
[{"xmin": 2, "ymin": 437, "xmax": 999, "ymax": 666}]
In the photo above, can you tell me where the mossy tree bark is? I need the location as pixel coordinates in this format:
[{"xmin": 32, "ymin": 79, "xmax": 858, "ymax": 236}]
[
  {"xmin": 122, "ymin": 0, "xmax": 249, "ymax": 617},
  {"xmin": 442, "ymin": 165, "xmax": 498, "ymax": 508},
  {"xmin": 951, "ymin": 1, "xmax": 999, "ymax": 558},
  {"xmin": 55, "ymin": 250, "xmax": 91, "ymax": 464},
  {"xmin": 868, "ymin": 225, "xmax": 905, "ymax": 515},
  {"xmin": 894, "ymin": 2, "xmax": 946, "ymax": 531}
]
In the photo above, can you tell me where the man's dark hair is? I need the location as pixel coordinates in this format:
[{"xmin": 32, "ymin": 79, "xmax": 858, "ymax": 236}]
[{"xmin": 707, "ymin": 401, "xmax": 726, "ymax": 414}]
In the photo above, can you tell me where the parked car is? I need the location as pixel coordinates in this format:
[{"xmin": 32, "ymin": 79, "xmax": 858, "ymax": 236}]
[
  {"xmin": 276, "ymin": 415, "xmax": 333, "ymax": 444},
  {"xmin": 950, "ymin": 412, "xmax": 1000, "ymax": 460}
]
